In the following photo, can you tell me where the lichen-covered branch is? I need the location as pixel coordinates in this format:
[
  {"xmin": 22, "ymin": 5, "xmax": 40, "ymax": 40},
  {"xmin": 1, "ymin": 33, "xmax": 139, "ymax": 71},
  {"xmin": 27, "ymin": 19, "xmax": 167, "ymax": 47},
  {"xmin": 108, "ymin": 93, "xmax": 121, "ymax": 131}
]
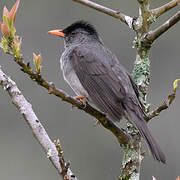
[
  {"xmin": 137, "ymin": 0, "xmax": 150, "ymax": 7},
  {"xmin": 118, "ymin": 1, "xmax": 152, "ymax": 179},
  {"xmin": 151, "ymin": 0, "xmax": 180, "ymax": 18},
  {"xmin": 0, "ymin": 67, "xmax": 78, "ymax": 180},
  {"xmin": 143, "ymin": 11, "xmax": 180, "ymax": 44},
  {"xmin": 72, "ymin": 0, "xmax": 133, "ymax": 28}
]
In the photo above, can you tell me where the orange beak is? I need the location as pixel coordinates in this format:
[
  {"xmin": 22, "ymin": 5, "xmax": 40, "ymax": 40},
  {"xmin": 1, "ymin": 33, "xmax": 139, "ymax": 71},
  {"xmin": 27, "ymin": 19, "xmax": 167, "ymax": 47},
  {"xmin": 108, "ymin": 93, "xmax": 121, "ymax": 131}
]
[{"xmin": 48, "ymin": 29, "xmax": 65, "ymax": 37}]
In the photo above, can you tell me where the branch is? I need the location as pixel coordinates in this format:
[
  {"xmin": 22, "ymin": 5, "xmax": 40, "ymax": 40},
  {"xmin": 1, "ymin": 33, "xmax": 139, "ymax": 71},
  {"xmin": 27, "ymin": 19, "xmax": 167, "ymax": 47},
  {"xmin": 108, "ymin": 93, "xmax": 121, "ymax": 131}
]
[
  {"xmin": 143, "ymin": 11, "xmax": 180, "ymax": 44},
  {"xmin": 146, "ymin": 79, "xmax": 180, "ymax": 121},
  {"xmin": 3, "ymin": 53, "xmax": 130, "ymax": 146},
  {"xmin": 136, "ymin": 0, "xmax": 150, "ymax": 13},
  {"xmin": 72, "ymin": 0, "xmax": 133, "ymax": 28},
  {"xmin": 151, "ymin": 0, "xmax": 180, "ymax": 18},
  {"xmin": 137, "ymin": 0, "xmax": 149, "ymax": 6},
  {"xmin": 0, "ymin": 67, "xmax": 78, "ymax": 180},
  {"xmin": 146, "ymin": 101, "xmax": 168, "ymax": 121}
]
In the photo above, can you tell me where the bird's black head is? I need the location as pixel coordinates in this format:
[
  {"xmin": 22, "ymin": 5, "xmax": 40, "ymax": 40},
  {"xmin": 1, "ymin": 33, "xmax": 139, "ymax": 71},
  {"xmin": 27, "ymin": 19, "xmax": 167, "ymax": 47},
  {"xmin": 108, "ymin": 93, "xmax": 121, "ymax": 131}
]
[
  {"xmin": 62, "ymin": 20, "xmax": 98, "ymax": 37},
  {"xmin": 48, "ymin": 21, "xmax": 101, "ymax": 47},
  {"xmin": 62, "ymin": 21, "xmax": 100, "ymax": 46}
]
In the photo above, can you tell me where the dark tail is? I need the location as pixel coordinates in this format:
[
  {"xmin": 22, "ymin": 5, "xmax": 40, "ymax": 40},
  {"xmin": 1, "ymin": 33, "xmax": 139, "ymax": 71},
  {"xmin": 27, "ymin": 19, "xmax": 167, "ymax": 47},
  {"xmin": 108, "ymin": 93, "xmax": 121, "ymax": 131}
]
[{"xmin": 126, "ymin": 107, "xmax": 166, "ymax": 164}]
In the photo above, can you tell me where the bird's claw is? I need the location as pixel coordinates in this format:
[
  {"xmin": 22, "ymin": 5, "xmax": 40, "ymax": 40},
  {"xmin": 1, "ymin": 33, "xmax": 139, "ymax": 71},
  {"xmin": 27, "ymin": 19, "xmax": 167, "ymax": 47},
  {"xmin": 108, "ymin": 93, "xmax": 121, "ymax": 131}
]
[{"xmin": 74, "ymin": 95, "xmax": 87, "ymax": 107}]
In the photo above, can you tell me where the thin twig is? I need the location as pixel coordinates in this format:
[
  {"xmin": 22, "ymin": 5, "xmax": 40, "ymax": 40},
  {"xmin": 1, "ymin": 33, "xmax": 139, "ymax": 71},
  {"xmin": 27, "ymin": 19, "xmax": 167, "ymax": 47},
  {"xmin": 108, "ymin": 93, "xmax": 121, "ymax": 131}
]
[
  {"xmin": 146, "ymin": 80, "xmax": 179, "ymax": 121},
  {"xmin": 143, "ymin": 11, "xmax": 180, "ymax": 44},
  {"xmin": 151, "ymin": 0, "xmax": 180, "ymax": 18},
  {"xmin": 0, "ymin": 67, "xmax": 78, "ymax": 180},
  {"xmin": 72, "ymin": 0, "xmax": 133, "ymax": 28},
  {"xmin": 146, "ymin": 101, "xmax": 168, "ymax": 121}
]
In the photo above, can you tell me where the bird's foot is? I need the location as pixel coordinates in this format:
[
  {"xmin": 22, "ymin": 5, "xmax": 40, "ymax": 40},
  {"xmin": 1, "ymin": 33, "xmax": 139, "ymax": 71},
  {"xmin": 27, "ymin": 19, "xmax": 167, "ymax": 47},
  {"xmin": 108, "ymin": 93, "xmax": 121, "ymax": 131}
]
[{"xmin": 74, "ymin": 95, "xmax": 87, "ymax": 106}]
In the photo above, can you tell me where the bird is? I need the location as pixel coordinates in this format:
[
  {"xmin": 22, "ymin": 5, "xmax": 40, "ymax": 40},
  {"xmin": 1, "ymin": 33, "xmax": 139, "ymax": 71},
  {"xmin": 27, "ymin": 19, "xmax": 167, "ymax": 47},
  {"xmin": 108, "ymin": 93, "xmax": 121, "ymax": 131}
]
[{"xmin": 48, "ymin": 20, "xmax": 166, "ymax": 163}]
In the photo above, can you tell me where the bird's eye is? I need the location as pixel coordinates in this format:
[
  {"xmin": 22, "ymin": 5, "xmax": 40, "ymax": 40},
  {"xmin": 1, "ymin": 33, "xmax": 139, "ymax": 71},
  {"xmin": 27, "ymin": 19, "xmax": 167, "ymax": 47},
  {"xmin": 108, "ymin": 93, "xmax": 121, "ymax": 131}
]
[{"xmin": 71, "ymin": 32, "xmax": 76, "ymax": 35}]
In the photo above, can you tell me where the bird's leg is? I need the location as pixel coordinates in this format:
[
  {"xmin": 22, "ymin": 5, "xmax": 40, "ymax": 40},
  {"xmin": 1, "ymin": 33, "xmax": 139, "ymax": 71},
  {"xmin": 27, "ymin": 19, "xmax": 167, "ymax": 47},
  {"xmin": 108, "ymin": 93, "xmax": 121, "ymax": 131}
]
[
  {"xmin": 74, "ymin": 95, "xmax": 87, "ymax": 105},
  {"xmin": 71, "ymin": 95, "xmax": 87, "ymax": 111}
]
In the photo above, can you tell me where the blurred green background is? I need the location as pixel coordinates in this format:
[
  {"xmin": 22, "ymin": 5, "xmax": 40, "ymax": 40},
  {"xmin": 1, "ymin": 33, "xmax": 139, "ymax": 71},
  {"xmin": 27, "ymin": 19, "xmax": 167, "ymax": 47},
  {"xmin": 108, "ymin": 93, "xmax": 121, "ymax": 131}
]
[{"xmin": 0, "ymin": 0, "xmax": 179, "ymax": 180}]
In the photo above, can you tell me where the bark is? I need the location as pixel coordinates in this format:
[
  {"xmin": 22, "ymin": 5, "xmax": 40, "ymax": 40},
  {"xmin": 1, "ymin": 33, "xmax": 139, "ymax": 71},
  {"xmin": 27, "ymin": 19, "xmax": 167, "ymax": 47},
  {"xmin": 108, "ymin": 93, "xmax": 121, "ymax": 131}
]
[{"xmin": 0, "ymin": 67, "xmax": 78, "ymax": 180}]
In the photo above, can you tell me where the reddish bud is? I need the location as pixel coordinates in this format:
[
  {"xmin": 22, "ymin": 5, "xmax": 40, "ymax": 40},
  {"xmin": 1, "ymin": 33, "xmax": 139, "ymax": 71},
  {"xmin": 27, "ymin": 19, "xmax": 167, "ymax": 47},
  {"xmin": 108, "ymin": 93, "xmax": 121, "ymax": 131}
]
[
  {"xmin": 12, "ymin": 35, "xmax": 21, "ymax": 51},
  {"xmin": 37, "ymin": 55, "xmax": 42, "ymax": 63},
  {"xmin": 9, "ymin": 0, "xmax": 20, "ymax": 24},
  {"xmin": 3, "ymin": 6, "xmax": 9, "ymax": 18},
  {"xmin": 33, "ymin": 53, "xmax": 42, "ymax": 74},
  {"xmin": 33, "ymin": 53, "xmax": 42, "ymax": 63},
  {"xmin": 1, "ymin": 23, "xmax": 10, "ymax": 36},
  {"xmin": 33, "ymin": 53, "xmax": 38, "ymax": 61}
]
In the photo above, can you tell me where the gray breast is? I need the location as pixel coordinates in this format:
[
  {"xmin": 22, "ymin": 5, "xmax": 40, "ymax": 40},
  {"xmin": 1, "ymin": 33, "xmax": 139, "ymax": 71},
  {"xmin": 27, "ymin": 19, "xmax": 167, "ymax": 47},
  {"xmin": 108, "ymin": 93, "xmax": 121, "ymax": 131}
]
[{"xmin": 60, "ymin": 47, "xmax": 89, "ymax": 98}]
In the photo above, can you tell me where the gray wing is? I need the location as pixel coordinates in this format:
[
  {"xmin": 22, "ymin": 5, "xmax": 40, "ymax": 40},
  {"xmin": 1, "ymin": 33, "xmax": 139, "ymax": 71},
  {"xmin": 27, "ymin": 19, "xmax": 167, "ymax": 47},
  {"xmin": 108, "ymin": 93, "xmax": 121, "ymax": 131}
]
[
  {"xmin": 69, "ymin": 46, "xmax": 128, "ymax": 122},
  {"xmin": 68, "ymin": 46, "xmax": 166, "ymax": 162}
]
